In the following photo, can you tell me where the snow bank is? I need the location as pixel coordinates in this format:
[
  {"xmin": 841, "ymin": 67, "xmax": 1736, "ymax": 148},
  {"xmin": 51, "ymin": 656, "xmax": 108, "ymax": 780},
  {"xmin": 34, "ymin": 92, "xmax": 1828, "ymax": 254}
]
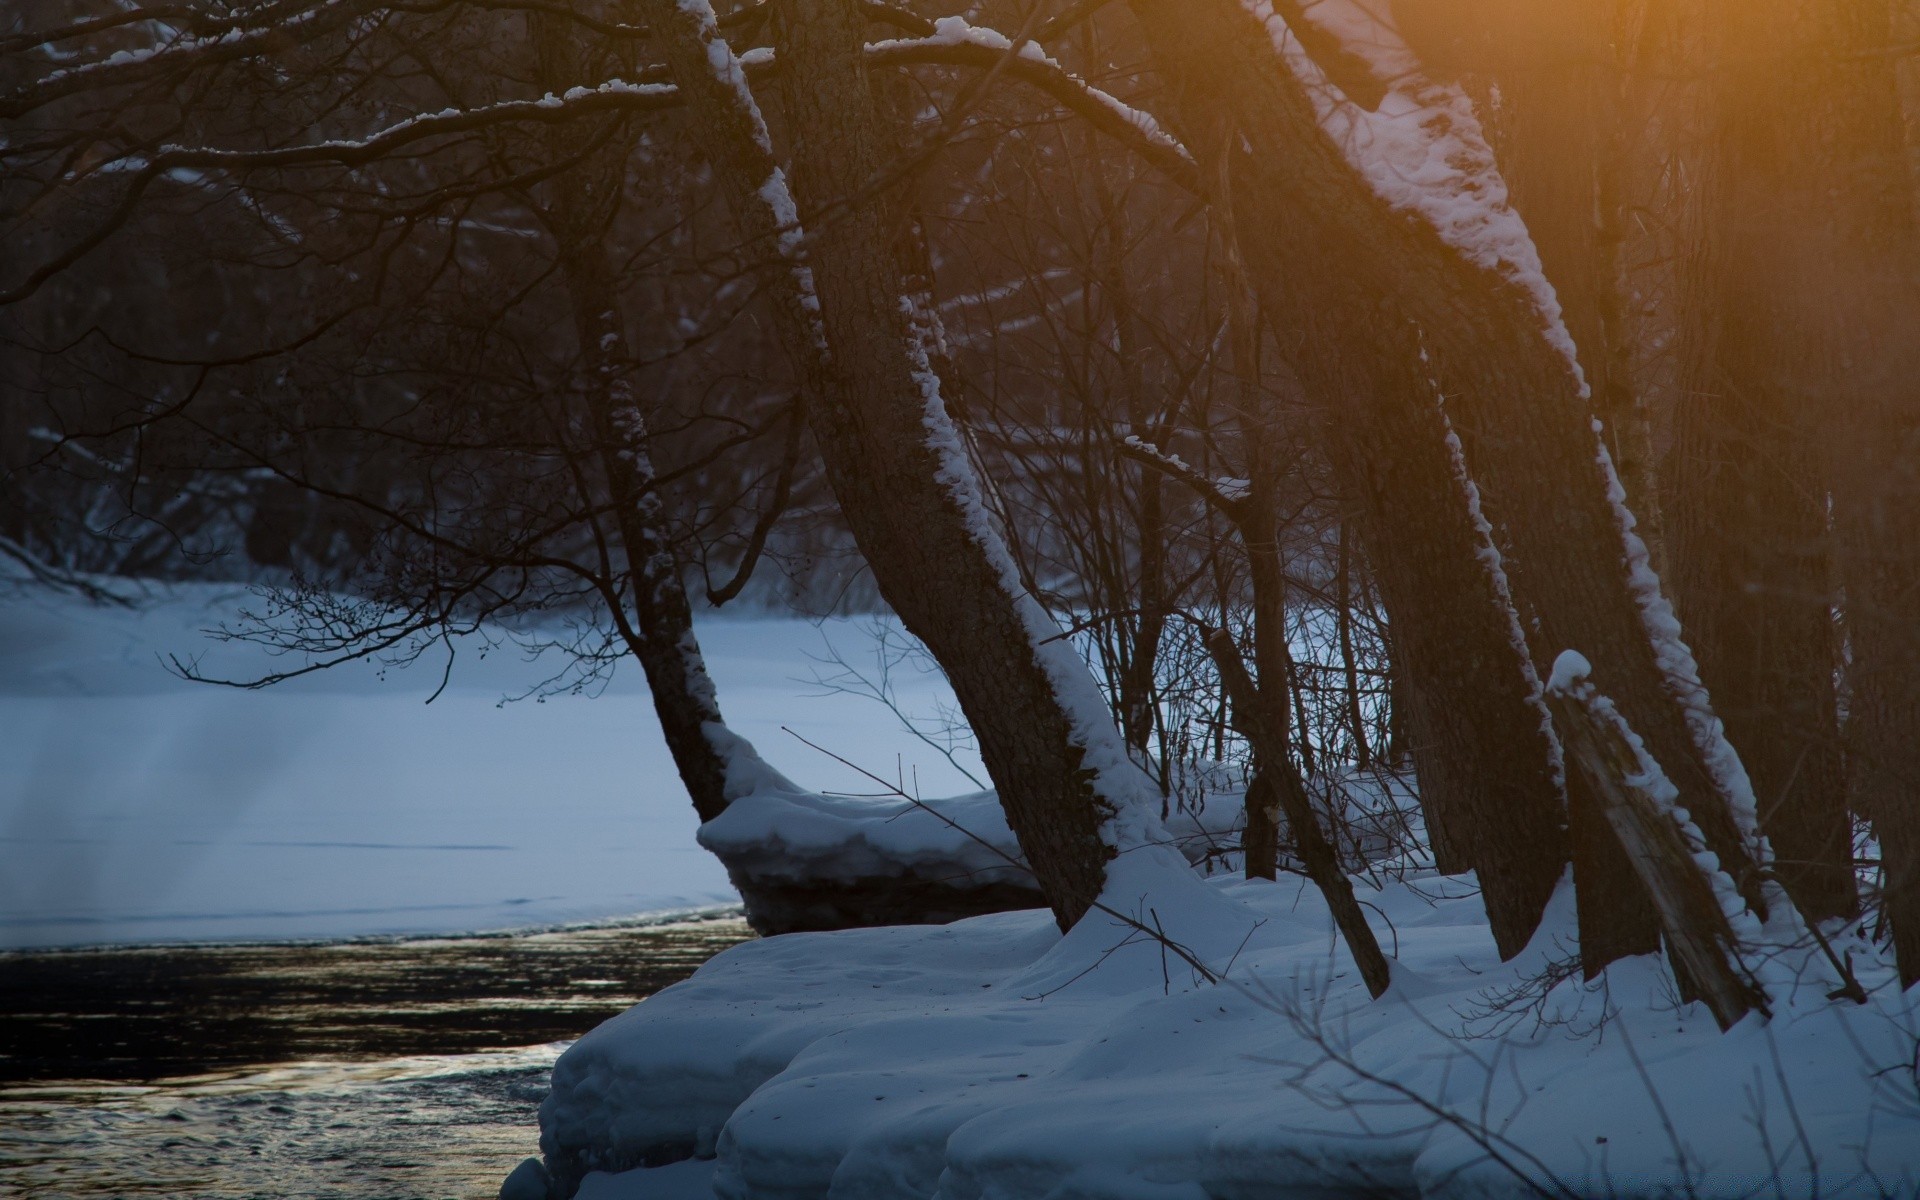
[
  {"xmin": 700, "ymin": 788, "xmax": 1031, "ymax": 891},
  {"xmin": 538, "ymin": 857, "xmax": 1917, "ymax": 1199},
  {"xmin": 702, "ymin": 788, "xmax": 1246, "ymax": 886},
  {"xmin": 700, "ymin": 783, "xmax": 1245, "ymax": 933}
]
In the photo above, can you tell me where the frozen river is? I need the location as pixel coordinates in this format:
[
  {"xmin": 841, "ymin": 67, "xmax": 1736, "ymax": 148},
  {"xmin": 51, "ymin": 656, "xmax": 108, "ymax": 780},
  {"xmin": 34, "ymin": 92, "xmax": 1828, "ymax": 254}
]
[
  {"xmin": 1, "ymin": 583, "xmax": 983, "ymax": 948},
  {"xmin": 0, "ymin": 581, "xmax": 971, "ymax": 1195}
]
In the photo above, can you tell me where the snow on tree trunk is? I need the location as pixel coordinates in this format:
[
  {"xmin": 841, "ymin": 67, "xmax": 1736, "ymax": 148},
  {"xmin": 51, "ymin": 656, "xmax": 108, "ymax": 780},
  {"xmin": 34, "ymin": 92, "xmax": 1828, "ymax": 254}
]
[
  {"xmin": 1131, "ymin": 0, "xmax": 1571, "ymax": 960},
  {"xmin": 1544, "ymin": 651, "xmax": 1768, "ymax": 1029},
  {"xmin": 639, "ymin": 0, "xmax": 1171, "ymax": 929},
  {"xmin": 531, "ymin": 13, "xmax": 791, "ymax": 831},
  {"xmin": 1127, "ymin": 0, "xmax": 1802, "ymax": 977}
]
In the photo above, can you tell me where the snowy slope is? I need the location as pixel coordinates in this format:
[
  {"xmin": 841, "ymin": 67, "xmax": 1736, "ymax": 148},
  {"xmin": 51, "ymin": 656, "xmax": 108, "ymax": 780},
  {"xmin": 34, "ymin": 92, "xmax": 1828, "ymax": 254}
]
[
  {"xmin": 0, "ymin": 582, "xmax": 985, "ymax": 948},
  {"xmin": 540, "ymin": 859, "xmax": 1918, "ymax": 1200}
]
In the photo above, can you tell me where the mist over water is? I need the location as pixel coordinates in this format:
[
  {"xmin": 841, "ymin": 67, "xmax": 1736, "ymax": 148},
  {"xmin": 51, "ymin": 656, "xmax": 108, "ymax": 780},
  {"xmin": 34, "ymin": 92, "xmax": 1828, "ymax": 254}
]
[
  {"xmin": 0, "ymin": 586, "xmax": 970, "ymax": 1194},
  {"xmin": 0, "ymin": 588, "xmax": 984, "ymax": 950}
]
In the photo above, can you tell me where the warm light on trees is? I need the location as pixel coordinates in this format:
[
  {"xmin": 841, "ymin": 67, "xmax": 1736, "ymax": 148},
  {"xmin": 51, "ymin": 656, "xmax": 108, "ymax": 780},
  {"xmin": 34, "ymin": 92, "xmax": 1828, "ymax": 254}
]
[{"xmin": 6, "ymin": 0, "xmax": 1915, "ymax": 1004}]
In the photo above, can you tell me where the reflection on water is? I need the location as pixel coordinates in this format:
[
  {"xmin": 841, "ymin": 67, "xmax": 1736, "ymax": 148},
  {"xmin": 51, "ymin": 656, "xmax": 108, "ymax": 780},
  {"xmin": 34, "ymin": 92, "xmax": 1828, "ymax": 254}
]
[
  {"xmin": 1, "ymin": 915, "xmax": 753, "ymax": 1198},
  {"xmin": 2, "ymin": 1047, "xmax": 561, "ymax": 1198}
]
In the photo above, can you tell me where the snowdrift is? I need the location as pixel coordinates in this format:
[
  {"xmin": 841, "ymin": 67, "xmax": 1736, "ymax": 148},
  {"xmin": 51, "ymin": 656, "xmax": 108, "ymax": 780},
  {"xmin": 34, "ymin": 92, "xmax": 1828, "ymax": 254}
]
[
  {"xmin": 536, "ymin": 857, "xmax": 1920, "ymax": 1200},
  {"xmin": 701, "ymin": 787, "xmax": 1246, "ymax": 934}
]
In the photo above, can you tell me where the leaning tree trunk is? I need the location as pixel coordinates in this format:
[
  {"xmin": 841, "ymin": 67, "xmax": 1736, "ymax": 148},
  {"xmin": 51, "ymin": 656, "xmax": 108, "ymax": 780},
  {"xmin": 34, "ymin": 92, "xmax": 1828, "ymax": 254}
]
[
  {"xmin": 637, "ymin": 0, "xmax": 1169, "ymax": 929},
  {"xmin": 1144, "ymin": 6, "xmax": 1580, "ymax": 963},
  {"xmin": 1128, "ymin": 0, "xmax": 1781, "ymax": 973},
  {"xmin": 1465, "ymin": 0, "xmax": 1668, "ymax": 581},
  {"xmin": 531, "ymin": 15, "xmax": 757, "ymax": 827},
  {"xmin": 1478, "ymin": 0, "xmax": 1855, "ymax": 925},
  {"xmin": 1665, "ymin": 393, "xmax": 1853, "ymax": 921}
]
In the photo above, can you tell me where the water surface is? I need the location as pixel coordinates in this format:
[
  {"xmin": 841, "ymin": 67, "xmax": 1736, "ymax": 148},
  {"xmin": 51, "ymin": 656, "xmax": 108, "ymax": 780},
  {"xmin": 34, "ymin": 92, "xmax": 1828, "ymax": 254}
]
[{"xmin": 1, "ymin": 915, "xmax": 753, "ymax": 1198}]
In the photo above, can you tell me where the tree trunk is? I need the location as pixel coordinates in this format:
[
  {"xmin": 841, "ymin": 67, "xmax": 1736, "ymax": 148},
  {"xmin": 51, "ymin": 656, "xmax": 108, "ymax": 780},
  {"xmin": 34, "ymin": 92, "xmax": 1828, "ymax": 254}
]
[
  {"xmin": 636, "ymin": 0, "xmax": 1180, "ymax": 928},
  {"xmin": 1480, "ymin": 0, "xmax": 1856, "ymax": 925},
  {"xmin": 1635, "ymin": 0, "xmax": 1856, "ymax": 926},
  {"xmin": 1146, "ymin": 7, "xmax": 1576, "ymax": 962},
  {"xmin": 531, "ymin": 15, "xmax": 747, "ymax": 826},
  {"xmin": 1335, "ymin": 524, "xmax": 1373, "ymax": 769},
  {"xmin": 1666, "ymin": 392, "xmax": 1853, "ymax": 921},
  {"xmin": 561, "ymin": 255, "xmax": 741, "ymax": 824},
  {"xmin": 1545, "ymin": 656, "xmax": 1769, "ymax": 1030},
  {"xmin": 1129, "ymin": 0, "xmax": 1774, "ymax": 972},
  {"xmin": 770, "ymin": 0, "xmax": 1175, "ymax": 929},
  {"xmin": 1208, "ymin": 629, "xmax": 1394, "ymax": 997},
  {"xmin": 1704, "ymin": 0, "xmax": 1920, "ymax": 975}
]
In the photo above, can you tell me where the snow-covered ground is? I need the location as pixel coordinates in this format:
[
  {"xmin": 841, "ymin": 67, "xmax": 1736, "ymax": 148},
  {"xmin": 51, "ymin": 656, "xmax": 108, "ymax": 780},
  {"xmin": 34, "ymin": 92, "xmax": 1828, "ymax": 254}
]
[
  {"xmin": 0, "ymin": 581, "xmax": 985, "ymax": 948},
  {"xmin": 538, "ymin": 860, "xmax": 1920, "ymax": 1200}
]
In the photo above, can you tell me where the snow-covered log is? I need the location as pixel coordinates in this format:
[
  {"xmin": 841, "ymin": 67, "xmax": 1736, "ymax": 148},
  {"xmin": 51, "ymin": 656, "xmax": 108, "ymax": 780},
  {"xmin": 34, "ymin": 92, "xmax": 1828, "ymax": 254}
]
[{"xmin": 1544, "ymin": 652, "xmax": 1767, "ymax": 1030}]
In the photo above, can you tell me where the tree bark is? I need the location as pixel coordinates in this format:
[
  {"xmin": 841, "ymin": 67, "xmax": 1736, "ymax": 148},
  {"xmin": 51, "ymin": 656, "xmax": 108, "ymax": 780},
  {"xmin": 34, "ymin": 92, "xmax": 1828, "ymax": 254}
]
[
  {"xmin": 1140, "ymin": 5, "xmax": 1577, "ymax": 962},
  {"xmin": 1478, "ymin": 0, "xmax": 1667, "ymax": 581},
  {"xmin": 1545, "ymin": 659, "xmax": 1769, "ymax": 1030},
  {"xmin": 1129, "ymin": 0, "xmax": 1774, "ymax": 972},
  {"xmin": 1208, "ymin": 629, "xmax": 1394, "ymax": 997},
  {"xmin": 1702, "ymin": 0, "xmax": 1920, "ymax": 972},
  {"xmin": 1666, "ymin": 393, "xmax": 1853, "ymax": 921},
  {"xmin": 635, "ymin": 0, "xmax": 1185, "ymax": 928},
  {"xmin": 1335, "ymin": 524, "xmax": 1373, "ymax": 769},
  {"xmin": 531, "ymin": 15, "xmax": 742, "ymax": 826},
  {"xmin": 1476, "ymin": 0, "xmax": 1856, "ymax": 925},
  {"xmin": 770, "ymin": 0, "xmax": 1166, "ymax": 929}
]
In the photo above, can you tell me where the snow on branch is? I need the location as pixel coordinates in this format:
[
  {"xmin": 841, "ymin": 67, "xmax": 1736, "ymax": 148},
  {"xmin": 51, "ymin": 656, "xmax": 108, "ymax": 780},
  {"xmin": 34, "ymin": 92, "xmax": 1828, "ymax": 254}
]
[
  {"xmin": 0, "ymin": 81, "xmax": 677, "ymax": 306},
  {"xmin": 1114, "ymin": 434, "xmax": 1247, "ymax": 516},
  {"xmin": 147, "ymin": 80, "xmax": 679, "ymax": 171},
  {"xmin": 1433, "ymin": 396, "xmax": 1564, "ymax": 790},
  {"xmin": 903, "ymin": 297, "xmax": 1167, "ymax": 852},
  {"xmin": 4, "ymin": 0, "xmax": 380, "ymax": 120},
  {"xmin": 1592, "ymin": 423, "xmax": 1770, "ymax": 865},
  {"xmin": 867, "ymin": 16, "xmax": 1199, "ymax": 193},
  {"xmin": 7, "ymin": 4, "xmax": 1202, "ymax": 307}
]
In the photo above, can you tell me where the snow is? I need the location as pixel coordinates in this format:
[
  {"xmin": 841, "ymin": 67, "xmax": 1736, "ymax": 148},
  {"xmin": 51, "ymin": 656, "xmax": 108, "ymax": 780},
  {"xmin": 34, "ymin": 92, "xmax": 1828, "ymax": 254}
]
[
  {"xmin": 32, "ymin": 1, "xmax": 346, "ymax": 89},
  {"xmin": 754, "ymin": 167, "xmax": 826, "ymax": 350},
  {"xmin": 903, "ymin": 290, "xmax": 1169, "ymax": 858},
  {"xmin": 700, "ymin": 789, "xmax": 1029, "ymax": 888},
  {"xmin": 538, "ymin": 855, "xmax": 1918, "ymax": 1199},
  {"xmin": 1591, "ymin": 422, "xmax": 1770, "ymax": 867},
  {"xmin": 700, "ymin": 785, "xmax": 1242, "ymax": 890},
  {"xmin": 660, "ymin": 0, "xmax": 827, "ymax": 356},
  {"xmin": 1437, "ymin": 396, "xmax": 1565, "ymax": 788},
  {"xmin": 0, "ymin": 581, "xmax": 987, "ymax": 949},
  {"xmin": 1544, "ymin": 651, "xmax": 1767, "ymax": 954},
  {"xmin": 868, "ymin": 17, "xmax": 1194, "ymax": 168},
  {"xmin": 129, "ymin": 80, "xmax": 676, "ymax": 178},
  {"xmin": 1586, "ymin": 418, "xmax": 1812, "ymax": 956},
  {"xmin": 1254, "ymin": 0, "xmax": 1585, "ymax": 380},
  {"xmin": 1547, "ymin": 648, "xmax": 1593, "ymax": 696}
]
